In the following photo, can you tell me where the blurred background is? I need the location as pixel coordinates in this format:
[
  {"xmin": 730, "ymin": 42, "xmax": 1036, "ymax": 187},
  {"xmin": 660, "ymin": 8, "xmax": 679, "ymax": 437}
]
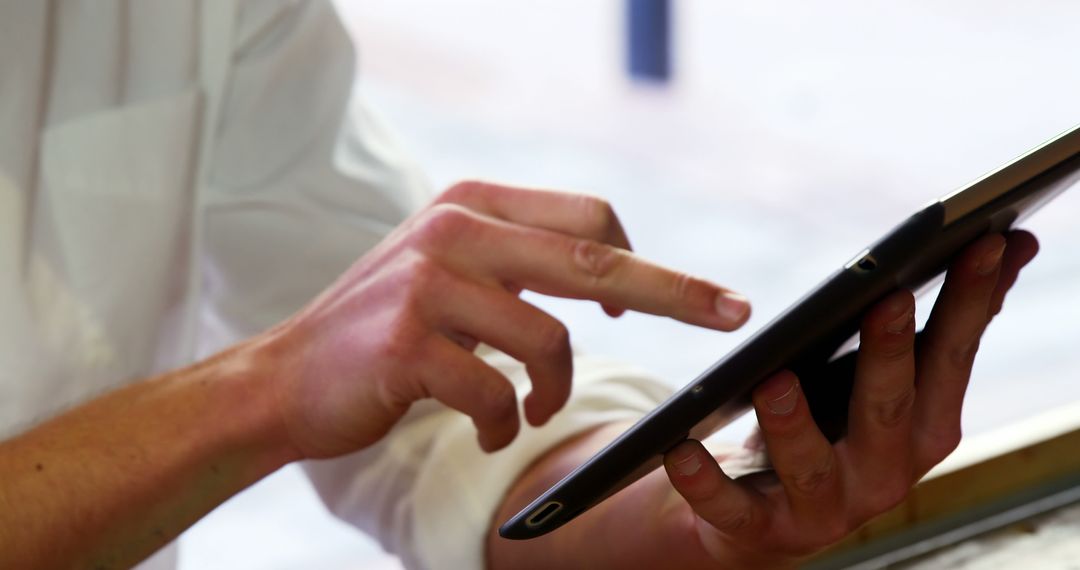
[{"xmin": 178, "ymin": 1, "xmax": 1080, "ymax": 567}]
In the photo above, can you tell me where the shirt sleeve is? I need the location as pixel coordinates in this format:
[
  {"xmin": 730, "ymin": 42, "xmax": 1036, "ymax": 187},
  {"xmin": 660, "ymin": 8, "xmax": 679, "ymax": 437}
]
[
  {"xmin": 303, "ymin": 347, "xmax": 673, "ymax": 570},
  {"xmin": 197, "ymin": 2, "xmax": 674, "ymax": 569}
]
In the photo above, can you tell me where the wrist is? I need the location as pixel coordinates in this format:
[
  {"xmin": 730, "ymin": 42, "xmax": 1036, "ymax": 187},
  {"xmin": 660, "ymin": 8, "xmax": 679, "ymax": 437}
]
[{"xmin": 189, "ymin": 334, "xmax": 304, "ymax": 473}]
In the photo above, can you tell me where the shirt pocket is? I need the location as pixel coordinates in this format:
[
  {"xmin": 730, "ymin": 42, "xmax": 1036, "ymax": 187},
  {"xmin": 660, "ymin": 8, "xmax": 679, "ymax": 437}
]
[{"xmin": 35, "ymin": 88, "xmax": 201, "ymax": 376}]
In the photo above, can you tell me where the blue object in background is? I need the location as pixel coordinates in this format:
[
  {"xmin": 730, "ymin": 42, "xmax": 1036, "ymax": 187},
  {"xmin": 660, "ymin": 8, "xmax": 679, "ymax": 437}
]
[{"xmin": 627, "ymin": 0, "xmax": 671, "ymax": 82}]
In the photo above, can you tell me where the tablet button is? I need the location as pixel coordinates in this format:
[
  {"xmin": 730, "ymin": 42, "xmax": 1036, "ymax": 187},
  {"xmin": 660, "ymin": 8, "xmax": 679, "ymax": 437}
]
[
  {"xmin": 845, "ymin": 249, "xmax": 878, "ymax": 273},
  {"xmin": 856, "ymin": 255, "xmax": 878, "ymax": 272}
]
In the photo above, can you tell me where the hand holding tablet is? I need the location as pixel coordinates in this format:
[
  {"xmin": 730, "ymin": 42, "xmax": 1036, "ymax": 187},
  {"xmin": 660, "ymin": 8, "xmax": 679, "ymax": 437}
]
[
  {"xmin": 657, "ymin": 231, "xmax": 1038, "ymax": 567},
  {"xmin": 500, "ymin": 124, "xmax": 1080, "ymax": 541}
]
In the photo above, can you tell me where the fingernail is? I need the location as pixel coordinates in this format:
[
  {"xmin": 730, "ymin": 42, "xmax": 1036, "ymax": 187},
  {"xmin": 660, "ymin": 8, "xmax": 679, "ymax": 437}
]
[
  {"xmin": 715, "ymin": 292, "xmax": 750, "ymax": 323},
  {"xmin": 977, "ymin": 243, "xmax": 1006, "ymax": 276},
  {"xmin": 886, "ymin": 298, "xmax": 915, "ymax": 334},
  {"xmin": 674, "ymin": 450, "xmax": 702, "ymax": 476},
  {"xmin": 765, "ymin": 377, "xmax": 800, "ymax": 415}
]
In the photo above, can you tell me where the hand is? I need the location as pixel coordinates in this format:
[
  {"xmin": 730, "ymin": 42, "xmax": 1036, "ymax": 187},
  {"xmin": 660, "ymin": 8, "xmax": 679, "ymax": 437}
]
[
  {"xmin": 256, "ymin": 181, "xmax": 752, "ymax": 458},
  {"xmin": 661, "ymin": 230, "xmax": 1039, "ymax": 567},
  {"xmin": 488, "ymin": 230, "xmax": 1038, "ymax": 569}
]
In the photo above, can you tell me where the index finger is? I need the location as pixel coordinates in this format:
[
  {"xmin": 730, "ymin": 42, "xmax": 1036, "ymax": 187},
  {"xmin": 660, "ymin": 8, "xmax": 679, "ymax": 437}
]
[{"xmin": 428, "ymin": 210, "xmax": 752, "ymax": 331}]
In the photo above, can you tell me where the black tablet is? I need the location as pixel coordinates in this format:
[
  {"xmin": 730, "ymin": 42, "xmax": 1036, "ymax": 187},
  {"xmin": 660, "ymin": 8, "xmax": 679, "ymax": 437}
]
[{"xmin": 500, "ymin": 124, "xmax": 1080, "ymax": 540}]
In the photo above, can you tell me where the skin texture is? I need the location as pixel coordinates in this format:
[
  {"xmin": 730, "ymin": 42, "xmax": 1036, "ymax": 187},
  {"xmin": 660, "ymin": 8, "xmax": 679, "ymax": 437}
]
[
  {"xmin": 487, "ymin": 230, "xmax": 1040, "ymax": 569},
  {"xmin": 0, "ymin": 182, "xmax": 751, "ymax": 568},
  {"xmin": 0, "ymin": 346, "xmax": 294, "ymax": 569}
]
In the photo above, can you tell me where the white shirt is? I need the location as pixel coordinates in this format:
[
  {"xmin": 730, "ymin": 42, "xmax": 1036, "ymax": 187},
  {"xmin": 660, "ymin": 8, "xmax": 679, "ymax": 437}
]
[{"xmin": 0, "ymin": 1, "xmax": 670, "ymax": 568}]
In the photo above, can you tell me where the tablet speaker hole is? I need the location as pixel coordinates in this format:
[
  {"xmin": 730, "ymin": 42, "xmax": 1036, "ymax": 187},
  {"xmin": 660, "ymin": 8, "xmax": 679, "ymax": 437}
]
[{"xmin": 525, "ymin": 501, "xmax": 564, "ymax": 528}]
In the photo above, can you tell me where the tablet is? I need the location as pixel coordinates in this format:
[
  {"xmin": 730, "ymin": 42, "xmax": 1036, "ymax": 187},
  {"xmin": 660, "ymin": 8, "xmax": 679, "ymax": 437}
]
[{"xmin": 500, "ymin": 124, "xmax": 1080, "ymax": 540}]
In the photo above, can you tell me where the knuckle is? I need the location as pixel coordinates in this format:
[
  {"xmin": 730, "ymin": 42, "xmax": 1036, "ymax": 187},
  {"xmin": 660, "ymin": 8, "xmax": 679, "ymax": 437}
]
[
  {"xmin": 947, "ymin": 337, "xmax": 982, "ymax": 371},
  {"xmin": 373, "ymin": 334, "xmax": 429, "ymax": 412},
  {"xmin": 378, "ymin": 318, "xmax": 420, "ymax": 362},
  {"xmin": 572, "ymin": 239, "xmax": 621, "ymax": 281},
  {"xmin": 480, "ymin": 379, "xmax": 518, "ymax": 421},
  {"xmin": 404, "ymin": 255, "xmax": 443, "ymax": 291},
  {"xmin": 670, "ymin": 271, "xmax": 695, "ymax": 302},
  {"xmin": 414, "ymin": 203, "xmax": 477, "ymax": 249},
  {"xmin": 535, "ymin": 320, "xmax": 571, "ymax": 358},
  {"xmin": 665, "ymin": 272, "xmax": 717, "ymax": 315},
  {"xmin": 440, "ymin": 180, "xmax": 483, "ymax": 204},
  {"xmin": 709, "ymin": 507, "xmax": 758, "ymax": 534},
  {"xmin": 784, "ymin": 454, "xmax": 837, "ymax": 497},
  {"xmin": 869, "ymin": 387, "xmax": 916, "ymax": 428},
  {"xmin": 668, "ymin": 272, "xmax": 716, "ymax": 316}
]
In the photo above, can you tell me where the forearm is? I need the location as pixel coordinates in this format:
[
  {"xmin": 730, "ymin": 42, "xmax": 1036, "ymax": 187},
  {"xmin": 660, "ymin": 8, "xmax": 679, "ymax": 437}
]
[{"xmin": 0, "ymin": 337, "xmax": 297, "ymax": 569}]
